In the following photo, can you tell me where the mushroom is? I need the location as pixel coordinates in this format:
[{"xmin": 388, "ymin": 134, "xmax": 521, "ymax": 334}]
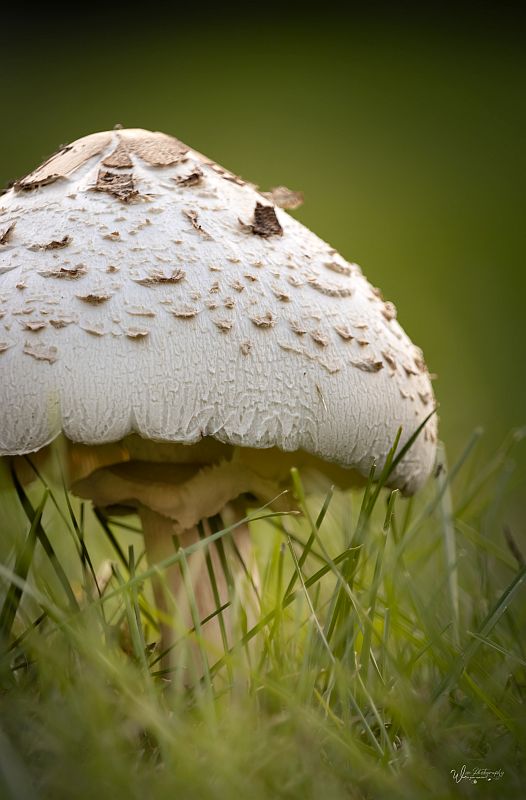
[{"xmin": 0, "ymin": 128, "xmax": 437, "ymax": 672}]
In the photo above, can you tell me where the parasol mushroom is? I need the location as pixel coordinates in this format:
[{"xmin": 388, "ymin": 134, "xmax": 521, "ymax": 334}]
[{"xmin": 0, "ymin": 128, "xmax": 437, "ymax": 672}]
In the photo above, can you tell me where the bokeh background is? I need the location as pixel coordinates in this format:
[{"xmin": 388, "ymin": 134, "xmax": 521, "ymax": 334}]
[{"xmin": 1, "ymin": 6, "xmax": 524, "ymax": 521}]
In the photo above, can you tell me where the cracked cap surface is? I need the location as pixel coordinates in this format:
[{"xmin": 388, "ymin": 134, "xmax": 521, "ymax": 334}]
[{"xmin": 0, "ymin": 128, "xmax": 437, "ymax": 493}]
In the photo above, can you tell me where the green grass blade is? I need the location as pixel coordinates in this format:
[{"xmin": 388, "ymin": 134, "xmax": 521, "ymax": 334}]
[{"xmin": 0, "ymin": 490, "xmax": 48, "ymax": 642}]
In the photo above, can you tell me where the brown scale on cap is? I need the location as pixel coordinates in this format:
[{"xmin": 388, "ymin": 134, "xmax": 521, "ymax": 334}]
[
  {"xmin": 23, "ymin": 341, "xmax": 58, "ymax": 363},
  {"xmin": 271, "ymin": 286, "xmax": 291, "ymax": 302},
  {"xmin": 324, "ymin": 260, "xmax": 353, "ymax": 276},
  {"xmin": 125, "ymin": 305, "xmax": 156, "ymax": 317},
  {"xmin": 250, "ymin": 311, "xmax": 275, "ymax": 328},
  {"xmin": 171, "ymin": 305, "xmax": 199, "ymax": 319},
  {"xmin": 382, "ymin": 350, "xmax": 397, "ymax": 370},
  {"xmin": 290, "ymin": 319, "xmax": 307, "ymax": 336},
  {"xmin": 93, "ymin": 171, "xmax": 138, "ymax": 203},
  {"xmin": 29, "ymin": 235, "xmax": 71, "ymax": 251},
  {"xmin": 49, "ymin": 316, "xmax": 77, "ymax": 328},
  {"xmin": 183, "ymin": 209, "xmax": 211, "ymax": 238},
  {"xmin": 351, "ymin": 358, "xmax": 383, "ymax": 373},
  {"xmin": 334, "ymin": 324, "xmax": 353, "ymax": 341},
  {"xmin": 382, "ymin": 301, "xmax": 397, "ymax": 321},
  {"xmin": 23, "ymin": 320, "xmax": 46, "ymax": 332},
  {"xmin": 125, "ymin": 328, "xmax": 149, "ymax": 339},
  {"xmin": 173, "ymin": 168, "xmax": 203, "ymax": 187},
  {"xmin": 213, "ymin": 318, "xmax": 233, "ymax": 333},
  {"xmin": 310, "ymin": 329, "xmax": 329, "ymax": 347},
  {"xmin": 76, "ymin": 292, "xmax": 112, "ymax": 304},
  {"xmin": 133, "ymin": 269, "xmax": 185, "ymax": 286},
  {"xmin": 306, "ymin": 275, "xmax": 353, "ymax": 298},
  {"xmin": 80, "ymin": 323, "xmax": 106, "ymax": 337},
  {"xmin": 240, "ymin": 203, "xmax": 283, "ymax": 238},
  {"xmin": 0, "ymin": 223, "xmax": 16, "ymax": 245},
  {"xmin": 14, "ymin": 133, "xmax": 113, "ymax": 191},
  {"xmin": 287, "ymin": 275, "xmax": 304, "ymax": 288}
]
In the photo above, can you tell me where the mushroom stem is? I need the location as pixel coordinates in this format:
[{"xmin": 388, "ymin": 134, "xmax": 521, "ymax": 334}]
[{"xmin": 139, "ymin": 504, "xmax": 258, "ymax": 681}]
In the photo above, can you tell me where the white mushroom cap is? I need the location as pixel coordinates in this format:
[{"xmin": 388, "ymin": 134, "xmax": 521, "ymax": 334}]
[{"xmin": 0, "ymin": 128, "xmax": 437, "ymax": 494}]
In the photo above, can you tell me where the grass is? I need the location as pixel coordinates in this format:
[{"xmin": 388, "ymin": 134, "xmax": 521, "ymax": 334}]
[{"xmin": 0, "ymin": 428, "xmax": 524, "ymax": 800}]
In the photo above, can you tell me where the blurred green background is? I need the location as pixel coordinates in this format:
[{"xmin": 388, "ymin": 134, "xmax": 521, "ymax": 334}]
[{"xmin": 1, "ymin": 11, "xmax": 524, "ymax": 519}]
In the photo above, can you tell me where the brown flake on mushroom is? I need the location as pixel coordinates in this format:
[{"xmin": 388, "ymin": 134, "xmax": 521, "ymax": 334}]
[
  {"xmin": 23, "ymin": 341, "xmax": 58, "ymax": 363},
  {"xmin": 324, "ymin": 260, "xmax": 353, "ymax": 276},
  {"xmin": 240, "ymin": 340, "xmax": 252, "ymax": 355},
  {"xmin": 125, "ymin": 328, "xmax": 149, "ymax": 339},
  {"xmin": 287, "ymin": 275, "xmax": 304, "ymax": 288},
  {"xmin": 49, "ymin": 316, "xmax": 77, "ymax": 328},
  {"xmin": 418, "ymin": 391, "xmax": 431, "ymax": 406},
  {"xmin": 129, "ymin": 133, "xmax": 188, "ymax": 167},
  {"xmin": 103, "ymin": 231, "xmax": 121, "ymax": 241},
  {"xmin": 413, "ymin": 351, "xmax": 427, "ymax": 373},
  {"xmin": 290, "ymin": 319, "xmax": 307, "ymax": 336},
  {"xmin": 310, "ymin": 329, "xmax": 329, "ymax": 347},
  {"xmin": 240, "ymin": 203, "xmax": 283, "ymax": 238},
  {"xmin": 39, "ymin": 264, "xmax": 88, "ymax": 280},
  {"xmin": 205, "ymin": 300, "xmax": 219, "ymax": 310},
  {"xmin": 250, "ymin": 311, "xmax": 275, "ymax": 328},
  {"xmin": 357, "ymin": 339, "xmax": 369, "ymax": 348},
  {"xmin": 209, "ymin": 264, "xmax": 222, "ymax": 273},
  {"xmin": 14, "ymin": 132, "xmax": 113, "ymax": 191},
  {"xmin": 23, "ymin": 320, "xmax": 47, "ymax": 332},
  {"xmin": 261, "ymin": 186, "xmax": 303, "ymax": 210},
  {"xmin": 351, "ymin": 358, "xmax": 384, "ymax": 373},
  {"xmin": 76, "ymin": 291, "xmax": 112, "ymax": 304},
  {"xmin": 244, "ymin": 273, "xmax": 258, "ymax": 283},
  {"xmin": 382, "ymin": 350, "xmax": 397, "ymax": 370},
  {"xmin": 174, "ymin": 168, "xmax": 203, "ymax": 187},
  {"xmin": 306, "ymin": 275, "xmax": 353, "ymax": 298},
  {"xmin": 223, "ymin": 296, "xmax": 235, "ymax": 309},
  {"xmin": 80, "ymin": 322, "xmax": 107, "ymax": 336},
  {"xmin": 101, "ymin": 132, "xmax": 188, "ymax": 170},
  {"xmin": 93, "ymin": 171, "xmax": 138, "ymax": 202},
  {"xmin": 0, "ymin": 222, "xmax": 15, "ymax": 245},
  {"xmin": 12, "ymin": 306, "xmax": 34, "ymax": 316},
  {"xmin": 16, "ymin": 282, "xmax": 27, "ymax": 290},
  {"xmin": 402, "ymin": 362, "xmax": 419, "ymax": 377},
  {"xmin": 106, "ymin": 265, "xmax": 120, "ymax": 273},
  {"xmin": 29, "ymin": 235, "xmax": 71, "ymax": 251},
  {"xmin": 183, "ymin": 209, "xmax": 210, "ymax": 238},
  {"xmin": 213, "ymin": 318, "xmax": 233, "ymax": 333},
  {"xmin": 171, "ymin": 305, "xmax": 199, "ymax": 319},
  {"xmin": 0, "ymin": 341, "xmax": 13, "ymax": 353},
  {"xmin": 334, "ymin": 324, "xmax": 353, "ymax": 341},
  {"xmin": 125, "ymin": 305, "xmax": 156, "ymax": 317},
  {"xmin": 272, "ymin": 286, "xmax": 291, "ymax": 302},
  {"xmin": 230, "ymin": 280, "xmax": 245, "ymax": 293},
  {"xmin": 382, "ymin": 301, "xmax": 397, "ymax": 321},
  {"xmin": 102, "ymin": 141, "xmax": 134, "ymax": 168},
  {"xmin": 134, "ymin": 269, "xmax": 185, "ymax": 286}
]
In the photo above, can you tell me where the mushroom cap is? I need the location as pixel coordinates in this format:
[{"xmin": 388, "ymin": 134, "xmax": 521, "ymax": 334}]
[{"xmin": 0, "ymin": 128, "xmax": 437, "ymax": 493}]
